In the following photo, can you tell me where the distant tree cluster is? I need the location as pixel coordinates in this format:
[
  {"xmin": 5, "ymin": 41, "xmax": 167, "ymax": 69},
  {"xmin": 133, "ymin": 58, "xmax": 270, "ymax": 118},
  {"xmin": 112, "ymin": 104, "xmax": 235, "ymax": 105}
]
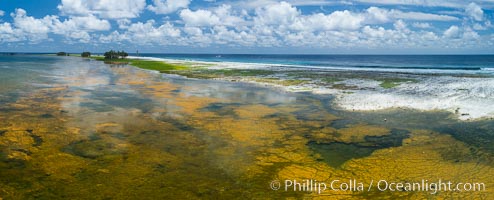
[
  {"xmin": 104, "ymin": 50, "xmax": 128, "ymax": 59},
  {"xmin": 56, "ymin": 52, "xmax": 69, "ymax": 56},
  {"xmin": 81, "ymin": 52, "xmax": 91, "ymax": 57}
]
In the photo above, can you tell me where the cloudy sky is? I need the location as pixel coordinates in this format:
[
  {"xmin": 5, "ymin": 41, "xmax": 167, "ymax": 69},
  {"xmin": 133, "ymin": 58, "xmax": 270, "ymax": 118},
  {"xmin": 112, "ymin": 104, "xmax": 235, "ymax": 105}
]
[{"xmin": 0, "ymin": 0, "xmax": 493, "ymax": 54}]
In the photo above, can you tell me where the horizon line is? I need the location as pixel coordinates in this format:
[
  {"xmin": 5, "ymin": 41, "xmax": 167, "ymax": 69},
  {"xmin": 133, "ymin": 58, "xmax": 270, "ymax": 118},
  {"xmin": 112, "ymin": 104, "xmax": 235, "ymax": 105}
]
[{"xmin": 1, "ymin": 52, "xmax": 494, "ymax": 56}]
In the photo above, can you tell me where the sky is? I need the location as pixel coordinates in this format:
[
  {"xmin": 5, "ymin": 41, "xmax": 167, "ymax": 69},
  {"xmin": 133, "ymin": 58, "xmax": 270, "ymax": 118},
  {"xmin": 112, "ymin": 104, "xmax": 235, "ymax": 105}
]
[{"xmin": 0, "ymin": 0, "xmax": 493, "ymax": 54}]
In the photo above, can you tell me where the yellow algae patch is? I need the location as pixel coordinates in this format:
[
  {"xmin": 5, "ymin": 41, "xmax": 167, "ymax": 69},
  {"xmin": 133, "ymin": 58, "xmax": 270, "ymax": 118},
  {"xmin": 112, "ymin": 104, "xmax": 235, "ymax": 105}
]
[
  {"xmin": 31, "ymin": 152, "xmax": 88, "ymax": 180},
  {"xmin": 95, "ymin": 122, "xmax": 120, "ymax": 128},
  {"xmin": 0, "ymin": 131, "xmax": 37, "ymax": 160},
  {"xmin": 0, "ymin": 84, "xmax": 88, "ymax": 169},
  {"xmin": 183, "ymin": 104, "xmax": 303, "ymax": 176},
  {"xmin": 336, "ymin": 124, "xmax": 390, "ymax": 143},
  {"xmin": 234, "ymin": 104, "xmax": 278, "ymax": 118},
  {"xmin": 95, "ymin": 122, "xmax": 122, "ymax": 133},
  {"xmin": 180, "ymin": 100, "xmax": 345, "ymax": 181},
  {"xmin": 278, "ymin": 164, "xmax": 335, "ymax": 183},
  {"xmin": 0, "ymin": 131, "xmax": 35, "ymax": 148},
  {"xmin": 114, "ymin": 68, "xmax": 155, "ymax": 86},
  {"xmin": 272, "ymin": 105, "xmax": 304, "ymax": 114},
  {"xmin": 38, "ymin": 127, "xmax": 83, "ymax": 149},
  {"xmin": 143, "ymin": 82, "xmax": 178, "ymax": 99},
  {"xmin": 127, "ymin": 80, "xmax": 146, "ymax": 85},
  {"xmin": 6, "ymin": 151, "xmax": 30, "ymax": 160},
  {"xmin": 309, "ymin": 127, "xmax": 339, "ymax": 143},
  {"xmin": 269, "ymin": 129, "xmax": 494, "ymax": 199},
  {"xmin": 173, "ymin": 95, "xmax": 220, "ymax": 116},
  {"xmin": 38, "ymin": 87, "xmax": 67, "ymax": 93},
  {"xmin": 7, "ymin": 103, "xmax": 30, "ymax": 109},
  {"xmin": 338, "ymin": 130, "xmax": 494, "ymax": 199},
  {"xmin": 145, "ymin": 81, "xmax": 177, "ymax": 91},
  {"xmin": 3, "ymin": 57, "xmax": 493, "ymax": 199},
  {"xmin": 202, "ymin": 117, "xmax": 282, "ymax": 146},
  {"xmin": 256, "ymin": 135, "xmax": 315, "ymax": 166},
  {"xmin": 90, "ymin": 144, "xmax": 182, "ymax": 175},
  {"xmin": 276, "ymin": 164, "xmax": 354, "ymax": 199}
]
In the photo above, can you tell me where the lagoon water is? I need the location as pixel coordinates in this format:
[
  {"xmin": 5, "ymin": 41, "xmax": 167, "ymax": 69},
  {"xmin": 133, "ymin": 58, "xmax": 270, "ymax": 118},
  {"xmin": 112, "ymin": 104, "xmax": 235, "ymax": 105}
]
[{"xmin": 0, "ymin": 55, "xmax": 493, "ymax": 199}]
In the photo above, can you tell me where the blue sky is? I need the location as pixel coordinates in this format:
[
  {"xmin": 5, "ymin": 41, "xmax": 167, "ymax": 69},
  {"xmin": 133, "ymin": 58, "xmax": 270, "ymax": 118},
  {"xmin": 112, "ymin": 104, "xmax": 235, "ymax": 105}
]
[{"xmin": 0, "ymin": 0, "xmax": 493, "ymax": 54}]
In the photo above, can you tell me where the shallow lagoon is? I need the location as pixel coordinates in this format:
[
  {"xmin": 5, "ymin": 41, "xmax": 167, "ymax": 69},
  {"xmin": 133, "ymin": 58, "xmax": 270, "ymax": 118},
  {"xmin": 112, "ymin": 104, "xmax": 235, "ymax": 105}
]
[{"xmin": 0, "ymin": 55, "xmax": 493, "ymax": 199}]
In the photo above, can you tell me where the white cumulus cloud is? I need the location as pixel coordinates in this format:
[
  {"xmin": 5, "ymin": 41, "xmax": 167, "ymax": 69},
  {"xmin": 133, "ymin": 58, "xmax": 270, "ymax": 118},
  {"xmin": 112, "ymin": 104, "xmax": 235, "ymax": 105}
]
[
  {"xmin": 58, "ymin": 0, "xmax": 146, "ymax": 19},
  {"xmin": 180, "ymin": 9, "xmax": 221, "ymax": 27},
  {"xmin": 180, "ymin": 4, "xmax": 246, "ymax": 27},
  {"xmin": 365, "ymin": 7, "xmax": 459, "ymax": 22},
  {"xmin": 443, "ymin": 25, "xmax": 460, "ymax": 38},
  {"xmin": 12, "ymin": 9, "xmax": 51, "ymax": 34},
  {"xmin": 390, "ymin": 10, "xmax": 458, "ymax": 21},
  {"xmin": 303, "ymin": 10, "xmax": 365, "ymax": 31},
  {"xmin": 5, "ymin": 8, "xmax": 111, "ymax": 43},
  {"xmin": 11, "ymin": 9, "xmax": 52, "ymax": 41},
  {"xmin": 466, "ymin": 2, "xmax": 484, "ymax": 21},
  {"xmin": 100, "ymin": 20, "xmax": 181, "ymax": 45},
  {"xmin": 365, "ymin": 7, "xmax": 391, "ymax": 23},
  {"xmin": 0, "ymin": 23, "xmax": 20, "ymax": 42},
  {"xmin": 2, "ymin": 0, "xmax": 493, "ymax": 52},
  {"xmin": 254, "ymin": 2, "xmax": 365, "ymax": 32},
  {"xmin": 412, "ymin": 22, "xmax": 432, "ymax": 29},
  {"xmin": 355, "ymin": 0, "xmax": 463, "ymax": 8},
  {"xmin": 148, "ymin": 0, "xmax": 191, "ymax": 14},
  {"xmin": 51, "ymin": 14, "xmax": 111, "ymax": 34},
  {"xmin": 254, "ymin": 2, "xmax": 300, "ymax": 26}
]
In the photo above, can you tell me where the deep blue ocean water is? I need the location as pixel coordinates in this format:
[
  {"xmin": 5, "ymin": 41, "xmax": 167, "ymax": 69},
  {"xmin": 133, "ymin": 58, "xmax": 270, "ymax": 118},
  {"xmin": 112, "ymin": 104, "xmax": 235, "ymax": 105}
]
[
  {"xmin": 136, "ymin": 54, "xmax": 494, "ymax": 73},
  {"xmin": 1, "ymin": 54, "xmax": 494, "ymax": 76}
]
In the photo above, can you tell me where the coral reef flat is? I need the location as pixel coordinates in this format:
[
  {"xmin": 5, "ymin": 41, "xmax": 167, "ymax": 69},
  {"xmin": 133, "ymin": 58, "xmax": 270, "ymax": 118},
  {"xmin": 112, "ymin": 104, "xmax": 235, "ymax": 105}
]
[
  {"xmin": 0, "ymin": 55, "xmax": 493, "ymax": 199},
  {"xmin": 129, "ymin": 56, "xmax": 494, "ymax": 121}
]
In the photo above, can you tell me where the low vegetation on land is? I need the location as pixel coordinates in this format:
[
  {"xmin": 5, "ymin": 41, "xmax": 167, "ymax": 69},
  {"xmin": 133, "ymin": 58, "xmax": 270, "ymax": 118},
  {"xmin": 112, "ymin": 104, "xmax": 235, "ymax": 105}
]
[
  {"xmin": 92, "ymin": 50, "xmax": 422, "ymax": 90},
  {"xmin": 81, "ymin": 52, "xmax": 91, "ymax": 57},
  {"xmin": 104, "ymin": 50, "xmax": 128, "ymax": 59},
  {"xmin": 378, "ymin": 78, "xmax": 418, "ymax": 89},
  {"xmin": 94, "ymin": 50, "xmax": 188, "ymax": 73}
]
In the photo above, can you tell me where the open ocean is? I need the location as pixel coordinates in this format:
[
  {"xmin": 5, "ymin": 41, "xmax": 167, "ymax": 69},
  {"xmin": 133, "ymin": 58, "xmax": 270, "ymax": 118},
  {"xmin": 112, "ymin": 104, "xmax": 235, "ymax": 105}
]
[{"xmin": 136, "ymin": 54, "xmax": 494, "ymax": 73}]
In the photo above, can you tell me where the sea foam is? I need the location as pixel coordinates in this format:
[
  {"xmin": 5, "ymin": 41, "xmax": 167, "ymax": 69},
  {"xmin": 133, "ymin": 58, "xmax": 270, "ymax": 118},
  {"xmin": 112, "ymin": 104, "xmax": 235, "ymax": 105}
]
[{"xmin": 333, "ymin": 76, "xmax": 494, "ymax": 120}]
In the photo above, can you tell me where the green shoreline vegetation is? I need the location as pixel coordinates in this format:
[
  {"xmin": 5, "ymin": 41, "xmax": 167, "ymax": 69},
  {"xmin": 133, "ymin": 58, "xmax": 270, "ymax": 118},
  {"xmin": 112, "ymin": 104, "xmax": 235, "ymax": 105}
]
[
  {"xmin": 378, "ymin": 78, "xmax": 419, "ymax": 89},
  {"xmin": 94, "ymin": 56, "xmax": 188, "ymax": 72},
  {"xmin": 82, "ymin": 51, "xmax": 421, "ymax": 89}
]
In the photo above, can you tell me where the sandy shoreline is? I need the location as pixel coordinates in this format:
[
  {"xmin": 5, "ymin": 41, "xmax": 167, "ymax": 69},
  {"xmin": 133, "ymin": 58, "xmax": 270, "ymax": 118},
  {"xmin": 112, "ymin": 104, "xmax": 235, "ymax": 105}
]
[{"xmin": 125, "ymin": 56, "xmax": 494, "ymax": 121}]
